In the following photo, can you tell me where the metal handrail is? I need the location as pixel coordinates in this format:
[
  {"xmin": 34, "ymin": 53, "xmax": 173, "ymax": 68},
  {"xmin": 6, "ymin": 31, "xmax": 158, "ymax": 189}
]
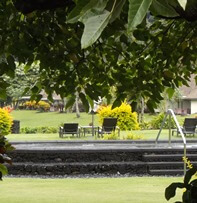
[{"xmin": 155, "ymin": 109, "xmax": 187, "ymax": 175}]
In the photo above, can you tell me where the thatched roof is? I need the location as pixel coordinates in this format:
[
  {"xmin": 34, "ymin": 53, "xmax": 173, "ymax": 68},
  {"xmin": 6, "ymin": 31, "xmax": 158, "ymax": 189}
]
[
  {"xmin": 40, "ymin": 90, "xmax": 62, "ymax": 101},
  {"xmin": 21, "ymin": 91, "xmax": 62, "ymax": 101}
]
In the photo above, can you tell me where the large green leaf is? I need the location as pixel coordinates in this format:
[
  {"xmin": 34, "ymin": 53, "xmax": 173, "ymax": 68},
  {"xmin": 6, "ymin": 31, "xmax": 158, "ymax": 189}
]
[
  {"xmin": 79, "ymin": 0, "xmax": 109, "ymax": 22},
  {"xmin": 184, "ymin": 167, "xmax": 197, "ymax": 185},
  {"xmin": 1, "ymin": 154, "xmax": 12, "ymax": 165},
  {"xmin": 128, "ymin": 0, "xmax": 153, "ymax": 32},
  {"xmin": 150, "ymin": 0, "xmax": 179, "ymax": 17},
  {"xmin": 146, "ymin": 99, "xmax": 157, "ymax": 112},
  {"xmin": 182, "ymin": 190, "xmax": 191, "ymax": 203},
  {"xmin": 67, "ymin": 0, "xmax": 109, "ymax": 23},
  {"xmin": 177, "ymin": 0, "xmax": 187, "ymax": 10},
  {"xmin": 5, "ymin": 141, "xmax": 15, "ymax": 152},
  {"xmin": 165, "ymin": 182, "xmax": 185, "ymax": 201},
  {"xmin": 35, "ymin": 94, "xmax": 42, "ymax": 103},
  {"xmin": 81, "ymin": 9, "xmax": 111, "ymax": 49},
  {"xmin": 65, "ymin": 95, "xmax": 76, "ymax": 109},
  {"xmin": 79, "ymin": 92, "xmax": 89, "ymax": 112},
  {"xmin": 190, "ymin": 179, "xmax": 197, "ymax": 186},
  {"xmin": 7, "ymin": 55, "xmax": 16, "ymax": 72},
  {"xmin": 112, "ymin": 97, "xmax": 122, "ymax": 109},
  {"xmin": 67, "ymin": 0, "xmax": 94, "ymax": 23},
  {"xmin": 166, "ymin": 87, "xmax": 175, "ymax": 99},
  {"xmin": 109, "ymin": 0, "xmax": 126, "ymax": 23},
  {"xmin": 68, "ymin": 0, "xmax": 110, "ymax": 48},
  {"xmin": 86, "ymin": 95, "xmax": 94, "ymax": 109},
  {"xmin": 0, "ymin": 89, "xmax": 7, "ymax": 100},
  {"xmin": 0, "ymin": 163, "xmax": 8, "ymax": 176}
]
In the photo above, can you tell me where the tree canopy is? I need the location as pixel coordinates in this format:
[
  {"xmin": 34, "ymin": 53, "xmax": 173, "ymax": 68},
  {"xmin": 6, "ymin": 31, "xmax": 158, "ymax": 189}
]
[{"xmin": 0, "ymin": 0, "xmax": 196, "ymax": 111}]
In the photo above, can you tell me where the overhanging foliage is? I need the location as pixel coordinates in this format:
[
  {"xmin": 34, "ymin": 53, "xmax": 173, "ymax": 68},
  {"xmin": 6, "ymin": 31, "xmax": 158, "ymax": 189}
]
[{"xmin": 0, "ymin": 0, "xmax": 196, "ymax": 111}]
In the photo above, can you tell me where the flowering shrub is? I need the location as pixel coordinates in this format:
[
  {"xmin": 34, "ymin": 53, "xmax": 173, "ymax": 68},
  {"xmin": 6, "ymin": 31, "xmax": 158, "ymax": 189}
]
[
  {"xmin": 23, "ymin": 100, "xmax": 50, "ymax": 111},
  {"xmin": 0, "ymin": 108, "xmax": 13, "ymax": 135},
  {"xmin": 97, "ymin": 102, "xmax": 140, "ymax": 130},
  {"xmin": 183, "ymin": 156, "xmax": 193, "ymax": 169},
  {"xmin": 23, "ymin": 101, "xmax": 37, "ymax": 109},
  {"xmin": 37, "ymin": 101, "xmax": 50, "ymax": 112},
  {"xmin": 3, "ymin": 106, "xmax": 13, "ymax": 113},
  {"xmin": 0, "ymin": 108, "xmax": 14, "ymax": 180}
]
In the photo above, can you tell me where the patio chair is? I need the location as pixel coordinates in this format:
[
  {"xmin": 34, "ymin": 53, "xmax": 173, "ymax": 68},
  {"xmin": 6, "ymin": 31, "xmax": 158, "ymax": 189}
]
[
  {"xmin": 59, "ymin": 123, "xmax": 80, "ymax": 138},
  {"xmin": 98, "ymin": 117, "xmax": 120, "ymax": 137},
  {"xmin": 172, "ymin": 118, "xmax": 197, "ymax": 137}
]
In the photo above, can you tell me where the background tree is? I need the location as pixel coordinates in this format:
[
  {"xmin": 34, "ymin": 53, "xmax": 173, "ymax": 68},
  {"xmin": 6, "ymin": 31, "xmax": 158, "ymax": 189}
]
[{"xmin": 3, "ymin": 63, "xmax": 39, "ymax": 108}]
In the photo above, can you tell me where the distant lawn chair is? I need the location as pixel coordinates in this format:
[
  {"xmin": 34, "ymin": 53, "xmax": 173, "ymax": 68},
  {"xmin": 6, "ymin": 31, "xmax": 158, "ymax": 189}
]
[
  {"xmin": 98, "ymin": 117, "xmax": 120, "ymax": 137},
  {"xmin": 172, "ymin": 118, "xmax": 197, "ymax": 137},
  {"xmin": 59, "ymin": 123, "xmax": 80, "ymax": 138}
]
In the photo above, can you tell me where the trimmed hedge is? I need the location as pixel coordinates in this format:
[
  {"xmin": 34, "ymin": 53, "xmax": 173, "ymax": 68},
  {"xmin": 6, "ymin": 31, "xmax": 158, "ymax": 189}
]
[{"xmin": 21, "ymin": 126, "xmax": 58, "ymax": 134}]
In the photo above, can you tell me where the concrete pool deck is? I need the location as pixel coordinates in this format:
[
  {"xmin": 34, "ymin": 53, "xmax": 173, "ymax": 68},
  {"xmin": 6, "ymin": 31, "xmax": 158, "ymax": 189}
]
[{"xmin": 10, "ymin": 139, "xmax": 197, "ymax": 151}]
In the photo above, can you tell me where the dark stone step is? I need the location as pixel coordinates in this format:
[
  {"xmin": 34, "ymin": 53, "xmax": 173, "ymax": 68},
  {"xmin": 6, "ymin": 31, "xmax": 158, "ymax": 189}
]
[
  {"xmin": 143, "ymin": 154, "xmax": 197, "ymax": 162},
  {"xmin": 8, "ymin": 151, "xmax": 144, "ymax": 163},
  {"xmin": 7, "ymin": 161, "xmax": 148, "ymax": 176},
  {"xmin": 149, "ymin": 169, "xmax": 185, "ymax": 176},
  {"xmin": 147, "ymin": 161, "xmax": 197, "ymax": 170},
  {"xmin": 7, "ymin": 141, "xmax": 197, "ymax": 177},
  {"xmin": 9, "ymin": 149, "xmax": 197, "ymax": 164}
]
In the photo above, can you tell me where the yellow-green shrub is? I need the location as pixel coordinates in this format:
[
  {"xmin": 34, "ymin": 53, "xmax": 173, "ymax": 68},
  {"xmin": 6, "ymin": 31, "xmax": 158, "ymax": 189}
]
[
  {"xmin": 0, "ymin": 108, "xmax": 14, "ymax": 180},
  {"xmin": 102, "ymin": 132, "xmax": 119, "ymax": 140},
  {"xmin": 23, "ymin": 101, "xmax": 37, "ymax": 109},
  {"xmin": 97, "ymin": 102, "xmax": 140, "ymax": 130},
  {"xmin": 37, "ymin": 101, "xmax": 50, "ymax": 111},
  {"xmin": 150, "ymin": 113, "xmax": 176, "ymax": 129},
  {"xmin": 23, "ymin": 100, "xmax": 50, "ymax": 111},
  {"xmin": 0, "ymin": 108, "xmax": 13, "ymax": 135},
  {"xmin": 123, "ymin": 132, "xmax": 144, "ymax": 140}
]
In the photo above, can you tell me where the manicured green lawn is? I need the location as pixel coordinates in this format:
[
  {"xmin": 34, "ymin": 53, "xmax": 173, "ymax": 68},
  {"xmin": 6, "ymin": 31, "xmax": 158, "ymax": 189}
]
[
  {"xmin": 11, "ymin": 110, "xmax": 99, "ymax": 128},
  {"xmin": 7, "ymin": 133, "xmax": 95, "ymax": 141},
  {"xmin": 1, "ymin": 177, "xmax": 183, "ymax": 203},
  {"xmin": 7, "ymin": 129, "xmax": 184, "ymax": 141},
  {"xmin": 11, "ymin": 110, "xmax": 194, "ymax": 128}
]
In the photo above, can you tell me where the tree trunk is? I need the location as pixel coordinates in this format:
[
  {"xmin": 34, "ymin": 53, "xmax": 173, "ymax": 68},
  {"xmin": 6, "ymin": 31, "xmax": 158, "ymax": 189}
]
[
  {"xmin": 14, "ymin": 100, "xmax": 19, "ymax": 109},
  {"xmin": 140, "ymin": 97, "xmax": 144, "ymax": 124},
  {"xmin": 75, "ymin": 92, "xmax": 80, "ymax": 118}
]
